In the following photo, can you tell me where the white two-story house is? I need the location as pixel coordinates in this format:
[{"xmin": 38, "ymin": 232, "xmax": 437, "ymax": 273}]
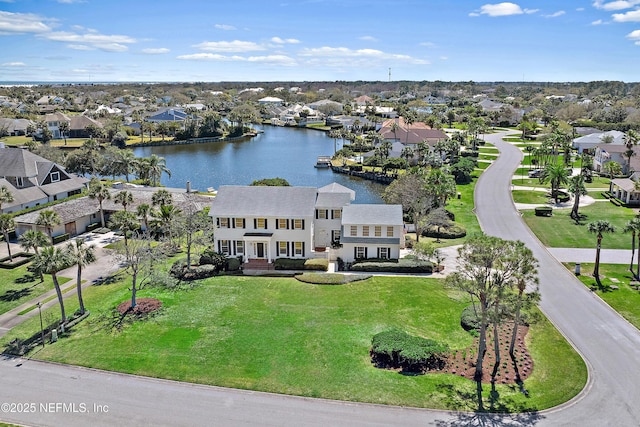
[{"xmin": 209, "ymin": 183, "xmax": 404, "ymax": 265}]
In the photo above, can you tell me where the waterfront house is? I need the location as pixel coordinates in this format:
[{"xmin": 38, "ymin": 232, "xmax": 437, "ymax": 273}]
[{"xmin": 209, "ymin": 183, "xmax": 404, "ymax": 266}]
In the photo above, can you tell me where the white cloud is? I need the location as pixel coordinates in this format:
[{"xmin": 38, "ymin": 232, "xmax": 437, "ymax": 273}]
[
  {"xmin": 177, "ymin": 53, "xmax": 245, "ymax": 61},
  {"xmin": 270, "ymin": 36, "xmax": 300, "ymax": 44},
  {"xmin": 2, "ymin": 61, "xmax": 26, "ymax": 66},
  {"xmin": 43, "ymin": 31, "xmax": 136, "ymax": 45},
  {"xmin": 299, "ymin": 46, "xmax": 429, "ymax": 65},
  {"xmin": 94, "ymin": 43, "xmax": 128, "ymax": 52},
  {"xmin": 626, "ymin": 28, "xmax": 640, "ymax": 43},
  {"xmin": 57, "ymin": 0, "xmax": 86, "ymax": 3},
  {"xmin": 476, "ymin": 2, "xmax": 525, "ymax": 17},
  {"xmin": 142, "ymin": 47, "xmax": 170, "ymax": 54},
  {"xmin": 359, "ymin": 36, "xmax": 377, "ymax": 42},
  {"xmin": 67, "ymin": 44, "xmax": 94, "ymax": 50},
  {"xmin": 420, "ymin": 41, "xmax": 436, "ymax": 47},
  {"xmin": 544, "ymin": 10, "xmax": 566, "ymax": 18},
  {"xmin": 0, "ymin": 11, "xmax": 52, "ymax": 34},
  {"xmin": 193, "ymin": 40, "xmax": 265, "ymax": 52},
  {"xmin": 592, "ymin": 19, "xmax": 605, "ymax": 24},
  {"xmin": 215, "ymin": 24, "xmax": 237, "ymax": 30},
  {"xmin": 593, "ymin": 0, "xmax": 640, "ymax": 11},
  {"xmin": 247, "ymin": 55, "xmax": 297, "ymax": 66},
  {"xmin": 613, "ymin": 9, "xmax": 640, "ymax": 21}
]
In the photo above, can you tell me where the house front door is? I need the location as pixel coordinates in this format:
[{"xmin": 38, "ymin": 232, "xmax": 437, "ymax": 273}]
[{"xmin": 256, "ymin": 242, "xmax": 265, "ymax": 258}]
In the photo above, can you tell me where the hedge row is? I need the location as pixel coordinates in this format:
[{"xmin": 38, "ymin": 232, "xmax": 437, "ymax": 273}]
[
  {"xmin": 371, "ymin": 329, "xmax": 449, "ymax": 373},
  {"xmin": 274, "ymin": 258, "xmax": 328, "ymax": 271},
  {"xmin": 0, "ymin": 252, "xmax": 35, "ymax": 269},
  {"xmin": 350, "ymin": 258, "xmax": 432, "ymax": 273}
]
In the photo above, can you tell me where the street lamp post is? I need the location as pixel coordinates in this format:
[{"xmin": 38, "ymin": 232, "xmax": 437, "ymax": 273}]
[{"xmin": 37, "ymin": 302, "xmax": 45, "ymax": 347}]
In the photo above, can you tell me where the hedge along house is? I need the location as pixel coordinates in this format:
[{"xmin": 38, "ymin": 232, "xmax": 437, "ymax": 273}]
[{"xmin": 208, "ymin": 183, "xmax": 404, "ymax": 266}]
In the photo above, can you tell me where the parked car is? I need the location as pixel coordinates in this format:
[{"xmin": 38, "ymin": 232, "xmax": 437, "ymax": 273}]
[{"xmin": 528, "ymin": 169, "xmax": 542, "ymax": 178}]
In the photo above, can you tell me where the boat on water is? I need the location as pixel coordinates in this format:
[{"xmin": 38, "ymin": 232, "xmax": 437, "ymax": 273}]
[{"xmin": 314, "ymin": 156, "xmax": 332, "ymax": 168}]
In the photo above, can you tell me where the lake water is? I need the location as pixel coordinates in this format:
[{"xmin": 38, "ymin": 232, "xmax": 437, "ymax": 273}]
[{"xmin": 132, "ymin": 125, "xmax": 385, "ymax": 204}]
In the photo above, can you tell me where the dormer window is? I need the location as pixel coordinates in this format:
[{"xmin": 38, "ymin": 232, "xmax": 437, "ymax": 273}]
[
  {"xmin": 50, "ymin": 171, "xmax": 60, "ymax": 182},
  {"xmin": 16, "ymin": 177, "xmax": 23, "ymax": 187}
]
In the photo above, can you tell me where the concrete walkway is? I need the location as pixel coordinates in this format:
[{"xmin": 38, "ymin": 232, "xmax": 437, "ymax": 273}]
[{"xmin": 0, "ymin": 231, "xmax": 124, "ymax": 338}]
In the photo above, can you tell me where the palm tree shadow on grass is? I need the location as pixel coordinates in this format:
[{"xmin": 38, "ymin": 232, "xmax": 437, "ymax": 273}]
[
  {"xmin": 14, "ymin": 273, "xmax": 38, "ymax": 284},
  {"xmin": 0, "ymin": 287, "xmax": 34, "ymax": 302}
]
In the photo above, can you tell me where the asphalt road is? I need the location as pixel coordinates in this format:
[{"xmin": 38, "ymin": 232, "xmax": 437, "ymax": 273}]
[
  {"xmin": 475, "ymin": 131, "xmax": 640, "ymax": 426},
  {"xmin": 1, "ymin": 131, "xmax": 639, "ymax": 426}
]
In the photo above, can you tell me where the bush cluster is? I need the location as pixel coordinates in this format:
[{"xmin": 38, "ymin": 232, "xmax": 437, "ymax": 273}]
[
  {"xmin": 371, "ymin": 329, "xmax": 449, "ymax": 373},
  {"xmin": 170, "ymin": 259, "xmax": 218, "ymax": 281},
  {"xmin": 273, "ymin": 258, "xmax": 328, "ymax": 271},
  {"xmin": 422, "ymin": 223, "xmax": 467, "ymax": 239},
  {"xmin": 350, "ymin": 259, "xmax": 432, "ymax": 273},
  {"xmin": 460, "ymin": 305, "xmax": 482, "ymax": 331}
]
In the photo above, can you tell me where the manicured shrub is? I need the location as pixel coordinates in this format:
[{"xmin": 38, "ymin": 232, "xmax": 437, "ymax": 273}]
[
  {"xmin": 535, "ymin": 206, "xmax": 552, "ymax": 216},
  {"xmin": 199, "ymin": 249, "xmax": 227, "ymax": 271},
  {"xmin": 52, "ymin": 233, "xmax": 70, "ymax": 245},
  {"xmin": 304, "ymin": 258, "xmax": 328, "ymax": 271},
  {"xmin": 350, "ymin": 259, "xmax": 432, "ymax": 273},
  {"xmin": 226, "ymin": 257, "xmax": 241, "ymax": 271},
  {"xmin": 371, "ymin": 329, "xmax": 449, "ymax": 373},
  {"xmin": 274, "ymin": 258, "xmax": 306, "ymax": 270},
  {"xmin": 170, "ymin": 259, "xmax": 218, "ymax": 280},
  {"xmin": 0, "ymin": 252, "xmax": 34, "ymax": 269},
  {"xmin": 422, "ymin": 223, "xmax": 467, "ymax": 239},
  {"xmin": 461, "ymin": 305, "xmax": 482, "ymax": 331}
]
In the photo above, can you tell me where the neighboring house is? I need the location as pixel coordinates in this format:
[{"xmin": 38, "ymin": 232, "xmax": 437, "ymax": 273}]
[
  {"xmin": 378, "ymin": 117, "xmax": 448, "ymax": 146},
  {"xmin": 0, "ymin": 147, "xmax": 89, "ymax": 214},
  {"xmin": 146, "ymin": 108, "xmax": 189, "ymax": 123},
  {"xmin": 0, "ymin": 118, "xmax": 34, "ymax": 136},
  {"xmin": 593, "ymin": 144, "xmax": 640, "ymax": 173},
  {"xmin": 572, "ymin": 130, "xmax": 625, "ymax": 154},
  {"xmin": 13, "ymin": 186, "xmax": 212, "ymax": 239},
  {"xmin": 258, "ymin": 97, "xmax": 284, "ymax": 106},
  {"xmin": 208, "ymin": 183, "xmax": 404, "ymax": 265},
  {"xmin": 610, "ymin": 172, "xmax": 640, "ymax": 206},
  {"xmin": 44, "ymin": 112, "xmax": 70, "ymax": 139},
  {"xmin": 69, "ymin": 115, "xmax": 103, "ymax": 138}
]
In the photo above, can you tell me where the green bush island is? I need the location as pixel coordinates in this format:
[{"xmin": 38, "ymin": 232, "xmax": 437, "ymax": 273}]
[{"xmin": 371, "ymin": 329, "xmax": 449, "ymax": 373}]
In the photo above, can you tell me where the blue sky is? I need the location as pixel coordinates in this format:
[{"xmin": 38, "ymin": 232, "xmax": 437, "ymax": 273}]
[{"xmin": 1, "ymin": 1, "xmax": 639, "ymax": 83}]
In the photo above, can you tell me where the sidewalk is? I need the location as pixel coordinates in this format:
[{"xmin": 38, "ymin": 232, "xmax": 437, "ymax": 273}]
[{"xmin": 0, "ymin": 231, "xmax": 124, "ymax": 338}]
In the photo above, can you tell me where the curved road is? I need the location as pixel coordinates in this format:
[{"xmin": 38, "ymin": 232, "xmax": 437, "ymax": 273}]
[{"xmin": 1, "ymin": 131, "xmax": 639, "ymax": 426}]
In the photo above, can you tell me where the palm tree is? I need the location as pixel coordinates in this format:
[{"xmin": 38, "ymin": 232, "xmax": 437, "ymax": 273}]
[
  {"xmin": 0, "ymin": 214, "xmax": 15, "ymax": 261},
  {"xmin": 108, "ymin": 210, "xmax": 138, "ymax": 253},
  {"xmin": 114, "ymin": 190, "xmax": 134, "ymax": 212},
  {"xmin": 65, "ymin": 238, "xmax": 96, "ymax": 315},
  {"xmin": 136, "ymin": 203, "xmax": 152, "ymax": 239},
  {"xmin": 31, "ymin": 246, "xmax": 71, "ymax": 324},
  {"xmin": 400, "ymin": 146, "xmax": 414, "ymax": 169},
  {"xmin": 623, "ymin": 216, "xmax": 640, "ymax": 279},
  {"xmin": 151, "ymin": 204, "xmax": 181, "ymax": 242},
  {"xmin": 88, "ymin": 178, "xmax": 111, "ymax": 227},
  {"xmin": 568, "ymin": 174, "xmax": 588, "ymax": 221},
  {"xmin": 116, "ymin": 149, "xmax": 138, "ymax": 183},
  {"xmin": 623, "ymin": 130, "xmax": 639, "ymax": 174},
  {"xmin": 541, "ymin": 162, "xmax": 569, "ymax": 203},
  {"xmin": 588, "ymin": 220, "xmax": 616, "ymax": 286},
  {"xmin": 145, "ymin": 154, "xmax": 171, "ymax": 187},
  {"xmin": 19, "ymin": 229, "xmax": 50, "ymax": 255},
  {"xmin": 151, "ymin": 189, "xmax": 173, "ymax": 207},
  {"xmin": 0, "ymin": 185, "xmax": 15, "ymax": 213},
  {"xmin": 58, "ymin": 121, "xmax": 69, "ymax": 145},
  {"xmin": 603, "ymin": 161, "xmax": 622, "ymax": 181},
  {"xmin": 36, "ymin": 210, "xmax": 61, "ymax": 244}
]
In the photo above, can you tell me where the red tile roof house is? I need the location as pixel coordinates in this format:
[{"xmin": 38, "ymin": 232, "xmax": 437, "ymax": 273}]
[{"xmin": 378, "ymin": 117, "xmax": 448, "ymax": 146}]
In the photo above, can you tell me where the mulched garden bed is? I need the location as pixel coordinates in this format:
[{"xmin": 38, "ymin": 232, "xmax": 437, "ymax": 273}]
[
  {"xmin": 117, "ymin": 298, "xmax": 162, "ymax": 316},
  {"xmin": 445, "ymin": 322, "xmax": 533, "ymax": 384}
]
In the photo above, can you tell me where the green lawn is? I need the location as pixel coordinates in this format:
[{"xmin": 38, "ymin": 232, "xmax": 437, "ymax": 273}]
[
  {"xmin": 570, "ymin": 263, "xmax": 640, "ymax": 330},
  {"xmin": 0, "ymin": 273, "xmax": 586, "ymax": 412},
  {"xmin": 0, "ymin": 263, "xmax": 70, "ymax": 315},
  {"xmin": 522, "ymin": 203, "xmax": 637, "ymax": 248},
  {"xmin": 512, "ymin": 190, "xmax": 550, "ymax": 204}
]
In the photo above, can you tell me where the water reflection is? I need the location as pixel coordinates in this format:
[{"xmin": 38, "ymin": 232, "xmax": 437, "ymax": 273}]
[{"xmin": 132, "ymin": 126, "xmax": 385, "ymax": 203}]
